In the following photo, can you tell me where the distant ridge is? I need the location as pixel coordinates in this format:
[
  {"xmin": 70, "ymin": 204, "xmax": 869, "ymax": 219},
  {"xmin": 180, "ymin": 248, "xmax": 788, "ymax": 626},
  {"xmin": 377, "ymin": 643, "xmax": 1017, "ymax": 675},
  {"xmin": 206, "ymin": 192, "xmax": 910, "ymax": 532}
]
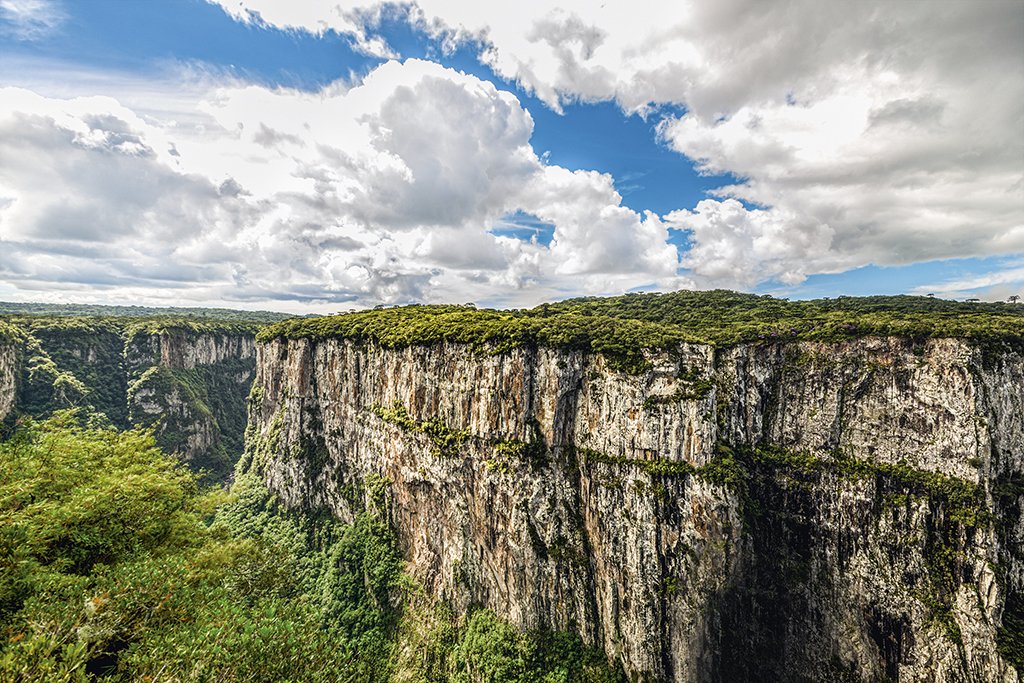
[{"xmin": 0, "ymin": 301, "xmax": 297, "ymax": 323}]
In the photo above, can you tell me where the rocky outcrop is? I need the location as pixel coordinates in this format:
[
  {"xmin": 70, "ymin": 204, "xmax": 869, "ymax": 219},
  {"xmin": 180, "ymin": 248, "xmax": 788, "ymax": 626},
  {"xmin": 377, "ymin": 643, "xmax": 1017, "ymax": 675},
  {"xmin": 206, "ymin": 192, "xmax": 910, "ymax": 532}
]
[
  {"xmin": 125, "ymin": 329, "xmax": 256, "ymax": 380},
  {"xmin": 248, "ymin": 335, "xmax": 1023, "ymax": 682}
]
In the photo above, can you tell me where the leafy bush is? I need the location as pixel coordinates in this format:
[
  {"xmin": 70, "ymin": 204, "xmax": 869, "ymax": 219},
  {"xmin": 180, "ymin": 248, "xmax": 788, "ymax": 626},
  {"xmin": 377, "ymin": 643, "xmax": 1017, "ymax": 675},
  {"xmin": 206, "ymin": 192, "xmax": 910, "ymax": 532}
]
[{"xmin": 0, "ymin": 414, "xmax": 622, "ymax": 681}]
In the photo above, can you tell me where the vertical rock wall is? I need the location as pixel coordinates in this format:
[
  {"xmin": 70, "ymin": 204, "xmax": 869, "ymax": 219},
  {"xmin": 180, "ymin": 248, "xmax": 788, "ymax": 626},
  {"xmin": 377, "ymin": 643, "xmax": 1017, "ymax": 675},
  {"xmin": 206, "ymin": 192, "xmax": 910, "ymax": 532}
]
[
  {"xmin": 125, "ymin": 330, "xmax": 256, "ymax": 477},
  {"xmin": 249, "ymin": 335, "xmax": 1022, "ymax": 682},
  {"xmin": 1, "ymin": 321, "xmax": 257, "ymax": 478},
  {"xmin": 0, "ymin": 336, "xmax": 17, "ymax": 423}
]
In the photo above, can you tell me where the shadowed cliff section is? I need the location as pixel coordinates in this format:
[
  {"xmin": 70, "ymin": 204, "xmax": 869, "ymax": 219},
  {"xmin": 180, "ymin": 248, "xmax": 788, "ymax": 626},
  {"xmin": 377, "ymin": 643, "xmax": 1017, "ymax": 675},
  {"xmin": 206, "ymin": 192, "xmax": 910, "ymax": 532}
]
[
  {"xmin": 0, "ymin": 313, "xmax": 276, "ymax": 481},
  {"xmin": 249, "ymin": 297, "xmax": 1023, "ymax": 682}
]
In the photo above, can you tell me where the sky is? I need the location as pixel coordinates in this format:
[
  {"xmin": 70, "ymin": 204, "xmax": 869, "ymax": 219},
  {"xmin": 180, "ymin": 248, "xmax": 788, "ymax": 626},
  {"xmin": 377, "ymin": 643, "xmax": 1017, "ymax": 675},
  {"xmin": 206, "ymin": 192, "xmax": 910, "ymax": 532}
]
[{"xmin": 0, "ymin": 0, "xmax": 1021, "ymax": 313}]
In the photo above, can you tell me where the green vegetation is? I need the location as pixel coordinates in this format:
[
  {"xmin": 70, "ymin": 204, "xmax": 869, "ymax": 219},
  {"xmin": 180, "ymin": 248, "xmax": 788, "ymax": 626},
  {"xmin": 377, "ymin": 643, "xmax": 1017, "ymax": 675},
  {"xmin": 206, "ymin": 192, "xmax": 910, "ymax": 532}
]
[
  {"xmin": 122, "ymin": 316, "xmax": 263, "ymax": 341},
  {"xmin": 578, "ymin": 447, "xmax": 696, "ymax": 477},
  {"xmin": 0, "ymin": 413, "xmax": 623, "ymax": 682},
  {"xmin": 997, "ymin": 591, "xmax": 1024, "ymax": 674},
  {"xmin": 641, "ymin": 379, "xmax": 714, "ymax": 409},
  {"xmin": 15, "ymin": 320, "xmax": 128, "ymax": 427},
  {"xmin": 16, "ymin": 334, "xmax": 92, "ymax": 420},
  {"xmin": 3, "ymin": 314, "xmax": 262, "ymax": 479},
  {"xmin": 370, "ymin": 402, "xmax": 471, "ymax": 458},
  {"xmin": 0, "ymin": 301, "xmax": 294, "ymax": 323},
  {"xmin": 261, "ymin": 305, "xmax": 693, "ymax": 375},
  {"xmin": 487, "ymin": 437, "xmax": 549, "ymax": 473},
  {"xmin": 258, "ymin": 293, "xmax": 1024, "ymax": 376},
  {"xmin": 126, "ymin": 366, "xmax": 229, "ymax": 481},
  {"xmin": 542, "ymin": 290, "xmax": 1024, "ymax": 347},
  {"xmin": 0, "ymin": 412, "xmax": 402, "ymax": 681},
  {"xmin": 394, "ymin": 604, "xmax": 624, "ymax": 682}
]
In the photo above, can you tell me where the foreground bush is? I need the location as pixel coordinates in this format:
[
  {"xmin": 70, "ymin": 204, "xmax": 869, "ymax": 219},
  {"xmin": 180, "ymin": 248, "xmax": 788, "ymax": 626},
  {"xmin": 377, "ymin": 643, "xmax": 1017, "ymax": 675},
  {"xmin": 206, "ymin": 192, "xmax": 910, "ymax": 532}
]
[{"xmin": 0, "ymin": 413, "xmax": 622, "ymax": 682}]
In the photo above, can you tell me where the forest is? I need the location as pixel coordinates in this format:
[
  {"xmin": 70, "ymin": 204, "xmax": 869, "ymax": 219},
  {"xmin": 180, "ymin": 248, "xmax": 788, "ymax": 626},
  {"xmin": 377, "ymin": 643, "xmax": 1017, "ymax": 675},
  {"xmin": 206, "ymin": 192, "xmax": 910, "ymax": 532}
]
[
  {"xmin": 261, "ymin": 292, "xmax": 1024, "ymax": 375},
  {"xmin": 0, "ymin": 412, "xmax": 623, "ymax": 682}
]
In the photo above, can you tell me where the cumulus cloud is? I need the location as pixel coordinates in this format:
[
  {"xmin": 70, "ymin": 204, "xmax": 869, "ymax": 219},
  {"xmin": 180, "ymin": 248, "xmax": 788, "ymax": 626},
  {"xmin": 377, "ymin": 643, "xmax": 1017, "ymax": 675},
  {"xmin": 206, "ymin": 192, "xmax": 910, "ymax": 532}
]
[
  {"xmin": 0, "ymin": 60, "xmax": 682, "ymax": 309},
  {"xmin": 207, "ymin": 0, "xmax": 1024, "ymax": 289}
]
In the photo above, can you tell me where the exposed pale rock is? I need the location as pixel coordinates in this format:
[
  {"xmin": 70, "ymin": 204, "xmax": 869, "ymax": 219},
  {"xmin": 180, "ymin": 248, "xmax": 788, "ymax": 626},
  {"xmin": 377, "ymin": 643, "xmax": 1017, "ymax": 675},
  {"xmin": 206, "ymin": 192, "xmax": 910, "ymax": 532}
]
[
  {"xmin": 203, "ymin": 337, "xmax": 1024, "ymax": 681},
  {"xmin": 0, "ymin": 341, "xmax": 16, "ymax": 422}
]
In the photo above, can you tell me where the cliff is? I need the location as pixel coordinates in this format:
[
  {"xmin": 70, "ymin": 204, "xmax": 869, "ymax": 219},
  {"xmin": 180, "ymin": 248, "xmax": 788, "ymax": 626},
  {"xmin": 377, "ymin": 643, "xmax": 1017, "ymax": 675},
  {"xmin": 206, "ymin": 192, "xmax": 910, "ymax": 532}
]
[
  {"xmin": 0, "ymin": 316, "xmax": 258, "ymax": 478},
  {"xmin": 124, "ymin": 324, "xmax": 256, "ymax": 477},
  {"xmin": 0, "ymin": 323, "xmax": 18, "ymax": 423},
  {"xmin": 246, "ymin": 304, "xmax": 1023, "ymax": 682}
]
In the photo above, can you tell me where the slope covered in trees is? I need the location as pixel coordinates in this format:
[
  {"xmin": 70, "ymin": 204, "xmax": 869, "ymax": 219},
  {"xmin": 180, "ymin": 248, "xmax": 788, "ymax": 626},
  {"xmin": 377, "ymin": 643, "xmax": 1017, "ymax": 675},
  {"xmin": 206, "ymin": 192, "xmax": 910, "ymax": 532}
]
[{"xmin": 0, "ymin": 413, "xmax": 624, "ymax": 682}]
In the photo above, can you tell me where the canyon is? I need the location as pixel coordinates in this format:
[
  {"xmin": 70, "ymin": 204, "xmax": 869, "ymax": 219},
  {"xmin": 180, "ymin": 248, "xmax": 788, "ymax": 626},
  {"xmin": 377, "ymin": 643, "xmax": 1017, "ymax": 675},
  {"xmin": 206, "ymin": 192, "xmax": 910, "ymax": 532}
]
[
  {"xmin": 1, "ymin": 295, "xmax": 1021, "ymax": 681},
  {"xmin": 0, "ymin": 317, "xmax": 257, "ymax": 479}
]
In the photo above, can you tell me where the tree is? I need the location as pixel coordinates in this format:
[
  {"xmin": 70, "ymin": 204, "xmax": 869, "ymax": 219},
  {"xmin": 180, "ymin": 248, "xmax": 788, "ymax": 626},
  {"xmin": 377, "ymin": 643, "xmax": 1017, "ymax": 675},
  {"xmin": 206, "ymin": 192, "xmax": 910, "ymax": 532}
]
[{"xmin": 1010, "ymin": 295, "xmax": 1021, "ymax": 304}]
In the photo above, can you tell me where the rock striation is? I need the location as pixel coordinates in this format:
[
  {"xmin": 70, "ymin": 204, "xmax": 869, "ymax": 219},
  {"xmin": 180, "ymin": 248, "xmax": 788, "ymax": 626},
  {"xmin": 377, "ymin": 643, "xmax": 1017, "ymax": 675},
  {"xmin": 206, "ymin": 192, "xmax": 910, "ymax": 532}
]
[{"xmin": 247, "ymin": 334, "xmax": 1023, "ymax": 682}]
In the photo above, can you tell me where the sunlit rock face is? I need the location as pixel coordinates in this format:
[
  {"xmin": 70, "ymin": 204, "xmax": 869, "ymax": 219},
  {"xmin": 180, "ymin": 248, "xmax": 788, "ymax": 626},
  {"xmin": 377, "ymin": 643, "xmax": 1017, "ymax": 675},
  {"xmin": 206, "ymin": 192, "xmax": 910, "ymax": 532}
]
[
  {"xmin": 0, "ymin": 339, "xmax": 17, "ymax": 422},
  {"xmin": 125, "ymin": 330, "xmax": 256, "ymax": 477},
  {"xmin": 249, "ymin": 336, "xmax": 1022, "ymax": 682}
]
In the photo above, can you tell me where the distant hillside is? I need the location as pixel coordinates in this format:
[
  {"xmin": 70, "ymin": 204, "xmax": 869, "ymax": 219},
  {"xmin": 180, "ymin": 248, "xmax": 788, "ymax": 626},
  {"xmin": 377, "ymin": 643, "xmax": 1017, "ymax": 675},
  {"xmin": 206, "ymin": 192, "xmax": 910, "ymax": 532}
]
[{"xmin": 0, "ymin": 301, "xmax": 295, "ymax": 323}]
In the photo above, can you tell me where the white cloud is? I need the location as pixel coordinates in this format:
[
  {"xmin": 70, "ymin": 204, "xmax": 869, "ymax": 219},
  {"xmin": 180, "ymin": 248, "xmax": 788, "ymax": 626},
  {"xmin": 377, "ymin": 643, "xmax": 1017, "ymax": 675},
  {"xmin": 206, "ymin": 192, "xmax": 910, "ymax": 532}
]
[
  {"xmin": 206, "ymin": 0, "xmax": 1024, "ymax": 289},
  {"xmin": 665, "ymin": 199, "xmax": 835, "ymax": 288},
  {"xmin": 911, "ymin": 265, "xmax": 1024, "ymax": 302},
  {"xmin": 209, "ymin": 0, "xmax": 397, "ymax": 57},
  {"xmin": 0, "ymin": 60, "xmax": 683, "ymax": 309},
  {"xmin": 0, "ymin": 0, "xmax": 65, "ymax": 39}
]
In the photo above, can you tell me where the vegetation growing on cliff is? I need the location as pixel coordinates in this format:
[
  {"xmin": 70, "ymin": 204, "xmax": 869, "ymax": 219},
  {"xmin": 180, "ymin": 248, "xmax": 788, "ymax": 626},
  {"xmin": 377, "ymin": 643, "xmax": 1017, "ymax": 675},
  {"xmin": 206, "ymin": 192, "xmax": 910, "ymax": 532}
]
[
  {"xmin": 258, "ymin": 292, "xmax": 1024, "ymax": 373},
  {"xmin": 370, "ymin": 402, "xmax": 472, "ymax": 458},
  {"xmin": 0, "ymin": 414, "xmax": 624, "ymax": 682},
  {"xmin": 3, "ymin": 314, "xmax": 262, "ymax": 479},
  {"xmin": 543, "ymin": 290, "xmax": 1024, "ymax": 346},
  {"xmin": 263, "ymin": 305, "xmax": 691, "ymax": 374}
]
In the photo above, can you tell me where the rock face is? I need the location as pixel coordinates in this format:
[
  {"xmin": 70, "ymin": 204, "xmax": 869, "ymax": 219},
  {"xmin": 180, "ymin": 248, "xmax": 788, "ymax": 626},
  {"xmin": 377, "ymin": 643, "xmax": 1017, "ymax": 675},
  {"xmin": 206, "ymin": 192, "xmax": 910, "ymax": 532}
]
[
  {"xmin": 125, "ymin": 330, "xmax": 256, "ymax": 477},
  {"xmin": 0, "ymin": 321, "xmax": 257, "ymax": 478},
  {"xmin": 0, "ymin": 336, "xmax": 17, "ymax": 423},
  {"xmin": 248, "ymin": 335, "xmax": 1023, "ymax": 682}
]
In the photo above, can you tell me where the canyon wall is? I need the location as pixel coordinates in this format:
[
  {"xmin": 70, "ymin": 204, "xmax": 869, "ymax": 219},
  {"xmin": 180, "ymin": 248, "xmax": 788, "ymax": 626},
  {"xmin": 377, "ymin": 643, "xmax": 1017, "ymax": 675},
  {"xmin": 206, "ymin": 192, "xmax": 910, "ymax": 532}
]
[
  {"xmin": 246, "ymin": 335, "xmax": 1023, "ymax": 682},
  {"xmin": 0, "ymin": 328, "xmax": 17, "ymax": 423},
  {"xmin": 0, "ymin": 320, "xmax": 257, "ymax": 478},
  {"xmin": 125, "ymin": 328, "xmax": 256, "ymax": 477}
]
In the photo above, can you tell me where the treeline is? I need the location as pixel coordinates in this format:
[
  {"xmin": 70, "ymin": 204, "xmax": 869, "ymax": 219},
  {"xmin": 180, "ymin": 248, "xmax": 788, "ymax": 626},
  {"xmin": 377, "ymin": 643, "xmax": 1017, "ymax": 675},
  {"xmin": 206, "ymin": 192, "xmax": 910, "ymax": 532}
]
[
  {"xmin": 0, "ymin": 413, "xmax": 624, "ymax": 682},
  {"xmin": 0, "ymin": 302, "xmax": 294, "ymax": 324},
  {"xmin": 258, "ymin": 291, "xmax": 1024, "ymax": 372},
  {"xmin": 5, "ymin": 314, "xmax": 264, "ymax": 340},
  {"xmin": 538, "ymin": 290, "xmax": 1024, "ymax": 345}
]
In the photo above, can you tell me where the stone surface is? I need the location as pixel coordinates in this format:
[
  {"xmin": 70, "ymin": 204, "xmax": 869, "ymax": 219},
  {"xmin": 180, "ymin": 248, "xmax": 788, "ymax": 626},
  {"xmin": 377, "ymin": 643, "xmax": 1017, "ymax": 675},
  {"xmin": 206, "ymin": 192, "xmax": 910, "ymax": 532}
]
[
  {"xmin": 0, "ymin": 340, "xmax": 16, "ymax": 422},
  {"xmin": 186, "ymin": 337, "xmax": 1024, "ymax": 680}
]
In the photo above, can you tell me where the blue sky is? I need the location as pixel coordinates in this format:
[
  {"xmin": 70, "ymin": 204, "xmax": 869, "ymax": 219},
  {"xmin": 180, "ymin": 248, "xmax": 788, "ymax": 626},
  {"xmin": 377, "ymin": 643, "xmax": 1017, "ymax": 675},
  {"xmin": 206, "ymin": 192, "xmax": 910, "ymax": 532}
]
[{"xmin": 0, "ymin": 0, "xmax": 1021, "ymax": 310}]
